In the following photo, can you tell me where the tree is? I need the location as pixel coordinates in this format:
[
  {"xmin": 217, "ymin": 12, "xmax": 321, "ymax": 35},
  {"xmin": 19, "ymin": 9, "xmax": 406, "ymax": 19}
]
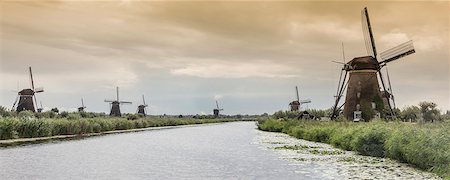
[
  {"xmin": 400, "ymin": 105, "xmax": 421, "ymax": 122},
  {"xmin": 51, "ymin": 108, "xmax": 59, "ymax": 114},
  {"xmin": 419, "ymin": 101, "xmax": 440, "ymax": 122}
]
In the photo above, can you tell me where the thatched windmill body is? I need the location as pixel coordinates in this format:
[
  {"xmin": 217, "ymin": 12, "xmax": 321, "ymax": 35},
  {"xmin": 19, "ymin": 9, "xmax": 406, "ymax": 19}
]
[
  {"xmin": 78, "ymin": 98, "xmax": 86, "ymax": 112},
  {"xmin": 12, "ymin": 67, "xmax": 44, "ymax": 112},
  {"xmin": 331, "ymin": 7, "xmax": 416, "ymax": 121},
  {"xmin": 289, "ymin": 86, "xmax": 311, "ymax": 111},
  {"xmin": 137, "ymin": 95, "xmax": 148, "ymax": 116},
  {"xmin": 104, "ymin": 87, "xmax": 132, "ymax": 117},
  {"xmin": 213, "ymin": 100, "xmax": 223, "ymax": 117}
]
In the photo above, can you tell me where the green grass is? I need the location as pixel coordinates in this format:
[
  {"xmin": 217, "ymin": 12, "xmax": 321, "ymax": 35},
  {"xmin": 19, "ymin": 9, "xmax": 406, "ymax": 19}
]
[
  {"xmin": 0, "ymin": 117, "xmax": 237, "ymax": 140},
  {"xmin": 258, "ymin": 119, "xmax": 450, "ymax": 179}
]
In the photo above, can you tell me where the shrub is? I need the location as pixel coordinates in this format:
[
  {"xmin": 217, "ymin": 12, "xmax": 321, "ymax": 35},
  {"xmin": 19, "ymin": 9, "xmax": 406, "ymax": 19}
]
[
  {"xmin": 352, "ymin": 122, "xmax": 390, "ymax": 157},
  {"xmin": 59, "ymin": 111, "xmax": 69, "ymax": 118},
  {"xmin": 258, "ymin": 119, "xmax": 285, "ymax": 132},
  {"xmin": 18, "ymin": 111, "xmax": 35, "ymax": 120}
]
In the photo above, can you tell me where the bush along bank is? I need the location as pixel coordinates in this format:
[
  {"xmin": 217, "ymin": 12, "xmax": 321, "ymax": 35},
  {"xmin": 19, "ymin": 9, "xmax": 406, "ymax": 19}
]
[
  {"xmin": 0, "ymin": 117, "xmax": 237, "ymax": 141},
  {"xmin": 258, "ymin": 119, "xmax": 450, "ymax": 179}
]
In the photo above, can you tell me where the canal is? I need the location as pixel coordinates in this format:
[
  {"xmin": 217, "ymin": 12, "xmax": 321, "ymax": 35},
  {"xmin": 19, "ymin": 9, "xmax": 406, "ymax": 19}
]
[{"xmin": 0, "ymin": 122, "xmax": 439, "ymax": 179}]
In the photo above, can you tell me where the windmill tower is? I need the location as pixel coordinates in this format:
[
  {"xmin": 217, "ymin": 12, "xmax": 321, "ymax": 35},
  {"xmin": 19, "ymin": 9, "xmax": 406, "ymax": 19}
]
[
  {"xmin": 213, "ymin": 100, "xmax": 223, "ymax": 117},
  {"xmin": 78, "ymin": 98, "xmax": 86, "ymax": 112},
  {"xmin": 331, "ymin": 7, "xmax": 415, "ymax": 121},
  {"xmin": 11, "ymin": 67, "xmax": 44, "ymax": 112},
  {"xmin": 137, "ymin": 95, "xmax": 148, "ymax": 116},
  {"xmin": 104, "ymin": 87, "xmax": 132, "ymax": 117},
  {"xmin": 289, "ymin": 86, "xmax": 311, "ymax": 111}
]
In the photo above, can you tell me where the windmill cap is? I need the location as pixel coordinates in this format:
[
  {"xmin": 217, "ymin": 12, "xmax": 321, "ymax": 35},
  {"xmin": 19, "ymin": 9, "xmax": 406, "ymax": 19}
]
[
  {"xmin": 346, "ymin": 56, "xmax": 379, "ymax": 70},
  {"xmin": 18, "ymin": 89, "xmax": 35, "ymax": 95},
  {"xmin": 289, "ymin": 101, "xmax": 300, "ymax": 105}
]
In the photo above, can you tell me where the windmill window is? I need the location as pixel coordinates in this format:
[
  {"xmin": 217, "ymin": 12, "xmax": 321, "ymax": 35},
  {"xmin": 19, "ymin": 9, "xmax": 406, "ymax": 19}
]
[
  {"xmin": 356, "ymin": 104, "xmax": 360, "ymax": 111},
  {"xmin": 357, "ymin": 92, "xmax": 361, "ymax": 98},
  {"xmin": 371, "ymin": 102, "xmax": 376, "ymax": 109},
  {"xmin": 375, "ymin": 112, "xmax": 381, "ymax": 119},
  {"xmin": 354, "ymin": 111, "xmax": 362, "ymax": 121}
]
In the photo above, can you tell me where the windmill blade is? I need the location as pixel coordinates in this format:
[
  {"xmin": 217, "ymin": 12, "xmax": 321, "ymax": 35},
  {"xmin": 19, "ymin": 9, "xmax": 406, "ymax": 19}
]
[
  {"xmin": 216, "ymin": 100, "xmax": 220, "ymax": 109},
  {"xmin": 33, "ymin": 95, "xmax": 38, "ymax": 112},
  {"xmin": 119, "ymin": 101, "xmax": 132, "ymax": 104},
  {"xmin": 295, "ymin": 86, "xmax": 300, "ymax": 101},
  {"xmin": 378, "ymin": 71, "xmax": 395, "ymax": 118},
  {"xmin": 81, "ymin": 98, "xmax": 86, "ymax": 108},
  {"xmin": 300, "ymin": 99, "xmax": 311, "ymax": 104},
  {"xmin": 385, "ymin": 67, "xmax": 397, "ymax": 109},
  {"xmin": 142, "ymin": 95, "xmax": 146, "ymax": 105},
  {"xmin": 116, "ymin": 86, "xmax": 120, "ymax": 101},
  {"xmin": 335, "ymin": 68, "xmax": 344, "ymax": 99},
  {"xmin": 331, "ymin": 60, "xmax": 346, "ymax": 65},
  {"xmin": 11, "ymin": 96, "xmax": 19, "ymax": 110},
  {"xmin": 40, "ymin": 101, "xmax": 43, "ymax": 109},
  {"xmin": 379, "ymin": 40, "xmax": 415, "ymax": 66},
  {"xmin": 104, "ymin": 99, "xmax": 115, "ymax": 102},
  {"xmin": 34, "ymin": 87, "xmax": 44, "ymax": 93},
  {"xmin": 331, "ymin": 71, "xmax": 348, "ymax": 119},
  {"xmin": 361, "ymin": 7, "xmax": 377, "ymax": 58},
  {"xmin": 29, "ymin": 67, "xmax": 35, "ymax": 90}
]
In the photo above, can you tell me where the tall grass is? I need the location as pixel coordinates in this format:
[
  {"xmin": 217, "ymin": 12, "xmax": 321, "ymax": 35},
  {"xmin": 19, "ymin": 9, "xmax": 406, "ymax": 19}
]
[
  {"xmin": 0, "ymin": 117, "xmax": 236, "ymax": 140},
  {"xmin": 258, "ymin": 119, "xmax": 450, "ymax": 178}
]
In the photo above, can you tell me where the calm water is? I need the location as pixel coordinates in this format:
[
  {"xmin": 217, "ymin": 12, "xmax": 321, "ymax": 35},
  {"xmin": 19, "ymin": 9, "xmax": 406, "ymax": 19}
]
[
  {"xmin": 0, "ymin": 122, "xmax": 317, "ymax": 179},
  {"xmin": 0, "ymin": 122, "xmax": 439, "ymax": 179}
]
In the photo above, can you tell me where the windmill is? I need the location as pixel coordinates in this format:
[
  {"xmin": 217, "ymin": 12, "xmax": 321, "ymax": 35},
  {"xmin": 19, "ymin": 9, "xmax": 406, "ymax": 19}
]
[
  {"xmin": 137, "ymin": 95, "xmax": 148, "ymax": 116},
  {"xmin": 289, "ymin": 86, "xmax": 311, "ymax": 111},
  {"xmin": 213, "ymin": 100, "xmax": 223, "ymax": 117},
  {"xmin": 104, "ymin": 87, "xmax": 132, "ymax": 117},
  {"xmin": 11, "ymin": 67, "xmax": 44, "ymax": 112},
  {"xmin": 78, "ymin": 98, "xmax": 86, "ymax": 112},
  {"xmin": 331, "ymin": 7, "xmax": 415, "ymax": 121}
]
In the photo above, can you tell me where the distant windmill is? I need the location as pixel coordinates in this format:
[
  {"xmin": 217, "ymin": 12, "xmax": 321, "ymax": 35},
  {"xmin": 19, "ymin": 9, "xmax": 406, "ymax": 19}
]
[
  {"xmin": 213, "ymin": 100, "xmax": 223, "ymax": 117},
  {"xmin": 78, "ymin": 98, "xmax": 86, "ymax": 112},
  {"xmin": 104, "ymin": 87, "xmax": 132, "ymax": 117},
  {"xmin": 11, "ymin": 67, "xmax": 44, "ymax": 112},
  {"xmin": 289, "ymin": 86, "xmax": 311, "ymax": 111},
  {"xmin": 331, "ymin": 7, "xmax": 415, "ymax": 121},
  {"xmin": 137, "ymin": 95, "xmax": 148, "ymax": 116}
]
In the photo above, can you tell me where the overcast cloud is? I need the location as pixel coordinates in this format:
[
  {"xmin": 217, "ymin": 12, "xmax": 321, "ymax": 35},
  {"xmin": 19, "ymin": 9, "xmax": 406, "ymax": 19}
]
[{"xmin": 0, "ymin": 1, "xmax": 449, "ymax": 115}]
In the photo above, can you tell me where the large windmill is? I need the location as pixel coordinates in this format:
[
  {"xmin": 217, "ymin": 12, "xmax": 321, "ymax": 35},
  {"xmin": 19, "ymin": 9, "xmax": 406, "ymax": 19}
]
[
  {"xmin": 78, "ymin": 98, "xmax": 86, "ymax": 112},
  {"xmin": 331, "ymin": 7, "xmax": 415, "ymax": 121},
  {"xmin": 137, "ymin": 95, "xmax": 148, "ymax": 116},
  {"xmin": 289, "ymin": 86, "xmax": 311, "ymax": 111},
  {"xmin": 104, "ymin": 87, "xmax": 132, "ymax": 117},
  {"xmin": 12, "ymin": 67, "xmax": 44, "ymax": 112},
  {"xmin": 213, "ymin": 100, "xmax": 223, "ymax": 117}
]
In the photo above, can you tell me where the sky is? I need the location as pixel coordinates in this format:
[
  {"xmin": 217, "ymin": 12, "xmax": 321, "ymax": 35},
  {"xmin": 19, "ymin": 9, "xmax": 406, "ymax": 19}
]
[{"xmin": 0, "ymin": 1, "xmax": 449, "ymax": 115}]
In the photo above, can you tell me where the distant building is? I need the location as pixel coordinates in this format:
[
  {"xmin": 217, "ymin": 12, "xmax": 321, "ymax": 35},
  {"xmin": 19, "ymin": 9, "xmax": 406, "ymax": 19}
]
[{"xmin": 447, "ymin": 110, "xmax": 450, "ymax": 115}]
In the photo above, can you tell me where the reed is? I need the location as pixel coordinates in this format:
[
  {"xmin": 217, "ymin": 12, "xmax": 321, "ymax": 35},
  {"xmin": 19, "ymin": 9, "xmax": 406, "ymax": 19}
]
[{"xmin": 0, "ymin": 117, "xmax": 236, "ymax": 140}]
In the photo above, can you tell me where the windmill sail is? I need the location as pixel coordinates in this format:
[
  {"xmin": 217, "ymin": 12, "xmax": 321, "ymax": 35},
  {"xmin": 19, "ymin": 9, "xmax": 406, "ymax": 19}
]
[
  {"xmin": 379, "ymin": 40, "xmax": 415, "ymax": 65},
  {"xmin": 361, "ymin": 7, "xmax": 377, "ymax": 58}
]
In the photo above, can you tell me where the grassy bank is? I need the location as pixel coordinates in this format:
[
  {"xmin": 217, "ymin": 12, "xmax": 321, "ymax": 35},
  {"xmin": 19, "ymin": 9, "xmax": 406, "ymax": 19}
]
[
  {"xmin": 258, "ymin": 119, "xmax": 450, "ymax": 179},
  {"xmin": 0, "ymin": 117, "xmax": 237, "ymax": 141}
]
